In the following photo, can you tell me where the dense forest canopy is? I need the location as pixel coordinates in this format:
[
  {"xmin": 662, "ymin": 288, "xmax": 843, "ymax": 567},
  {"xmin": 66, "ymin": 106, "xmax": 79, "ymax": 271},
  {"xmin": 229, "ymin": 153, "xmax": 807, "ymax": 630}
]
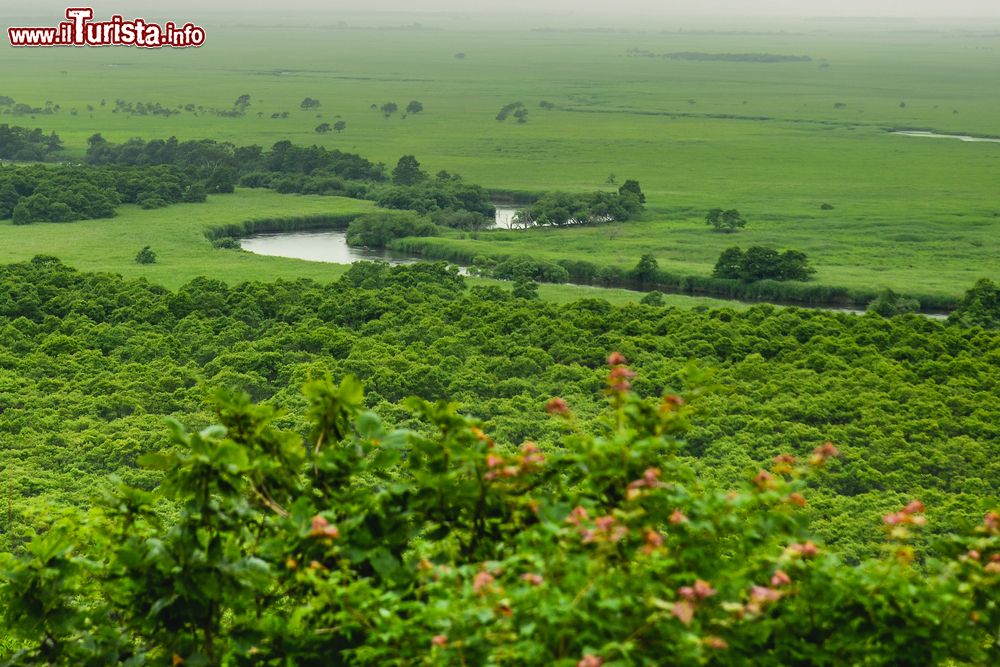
[
  {"xmin": 0, "ymin": 258, "xmax": 996, "ymax": 563},
  {"xmin": 0, "ymin": 259, "xmax": 997, "ymax": 664}
]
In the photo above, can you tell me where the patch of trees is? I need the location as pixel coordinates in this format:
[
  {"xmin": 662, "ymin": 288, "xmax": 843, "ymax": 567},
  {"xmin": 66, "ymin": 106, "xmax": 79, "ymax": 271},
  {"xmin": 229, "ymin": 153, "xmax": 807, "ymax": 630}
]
[
  {"xmin": 627, "ymin": 48, "xmax": 812, "ymax": 63},
  {"xmin": 0, "ymin": 99, "xmax": 56, "ymax": 116},
  {"xmin": 512, "ymin": 187, "xmax": 644, "ymax": 227},
  {"xmin": 0, "ymin": 259, "xmax": 998, "ymax": 665},
  {"xmin": 713, "ymin": 246, "xmax": 815, "ymax": 282},
  {"xmin": 0, "ymin": 163, "xmax": 205, "ymax": 224},
  {"xmin": 496, "ymin": 101, "xmax": 528, "ymax": 123},
  {"xmin": 0, "ymin": 124, "xmax": 63, "ymax": 161},
  {"xmin": 344, "ymin": 211, "xmax": 438, "ymax": 247},
  {"xmin": 300, "ymin": 97, "xmax": 322, "ymax": 109},
  {"xmin": 368, "ymin": 156, "xmax": 495, "ymax": 222},
  {"xmin": 949, "ymin": 278, "xmax": 1000, "ymax": 329},
  {"xmin": 112, "ymin": 99, "xmax": 180, "ymax": 117},
  {"xmin": 705, "ymin": 208, "xmax": 747, "ymax": 232},
  {"xmin": 470, "ymin": 255, "xmax": 570, "ymax": 283},
  {"xmin": 375, "ymin": 181, "xmax": 494, "ymax": 220},
  {"xmin": 86, "ymin": 135, "xmax": 387, "ymax": 195},
  {"xmin": 867, "ymin": 289, "xmax": 920, "ymax": 318}
]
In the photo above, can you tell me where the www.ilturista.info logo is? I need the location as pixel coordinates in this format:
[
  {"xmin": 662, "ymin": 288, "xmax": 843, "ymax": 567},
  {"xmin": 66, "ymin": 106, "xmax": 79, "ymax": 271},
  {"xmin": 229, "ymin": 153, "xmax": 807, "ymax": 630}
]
[{"xmin": 8, "ymin": 8, "xmax": 206, "ymax": 48}]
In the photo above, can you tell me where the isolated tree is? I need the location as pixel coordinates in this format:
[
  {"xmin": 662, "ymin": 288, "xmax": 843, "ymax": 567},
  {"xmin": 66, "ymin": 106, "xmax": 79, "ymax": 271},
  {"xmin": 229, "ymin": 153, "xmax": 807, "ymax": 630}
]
[
  {"xmin": 705, "ymin": 208, "xmax": 747, "ymax": 233},
  {"xmin": 391, "ymin": 155, "xmax": 426, "ymax": 185},
  {"xmin": 618, "ymin": 179, "xmax": 645, "ymax": 204},
  {"xmin": 633, "ymin": 254, "xmax": 659, "ymax": 286},
  {"xmin": 134, "ymin": 246, "xmax": 157, "ymax": 264},
  {"xmin": 333, "ymin": 120, "xmax": 347, "ymax": 133},
  {"xmin": 234, "ymin": 94, "xmax": 251, "ymax": 108},
  {"xmin": 381, "ymin": 102, "xmax": 398, "ymax": 117},
  {"xmin": 406, "ymin": 101, "xmax": 424, "ymax": 114},
  {"xmin": 300, "ymin": 97, "xmax": 321, "ymax": 110},
  {"xmin": 315, "ymin": 123, "xmax": 332, "ymax": 134}
]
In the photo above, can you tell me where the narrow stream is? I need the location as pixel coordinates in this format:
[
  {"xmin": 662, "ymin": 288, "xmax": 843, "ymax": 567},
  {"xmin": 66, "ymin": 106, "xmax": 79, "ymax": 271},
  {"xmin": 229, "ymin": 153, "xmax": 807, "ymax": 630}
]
[{"xmin": 890, "ymin": 130, "xmax": 1000, "ymax": 144}]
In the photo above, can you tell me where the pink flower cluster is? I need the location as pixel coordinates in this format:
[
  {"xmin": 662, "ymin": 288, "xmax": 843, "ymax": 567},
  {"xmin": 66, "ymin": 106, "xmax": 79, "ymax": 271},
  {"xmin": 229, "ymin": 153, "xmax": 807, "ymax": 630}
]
[{"xmin": 309, "ymin": 515, "xmax": 340, "ymax": 539}]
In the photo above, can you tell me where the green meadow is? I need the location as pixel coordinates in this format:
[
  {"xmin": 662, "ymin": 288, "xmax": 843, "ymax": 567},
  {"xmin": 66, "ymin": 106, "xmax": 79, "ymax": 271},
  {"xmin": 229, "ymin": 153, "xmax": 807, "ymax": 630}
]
[
  {"xmin": 1, "ymin": 17, "xmax": 998, "ymax": 301},
  {"xmin": 0, "ymin": 188, "xmax": 735, "ymax": 306}
]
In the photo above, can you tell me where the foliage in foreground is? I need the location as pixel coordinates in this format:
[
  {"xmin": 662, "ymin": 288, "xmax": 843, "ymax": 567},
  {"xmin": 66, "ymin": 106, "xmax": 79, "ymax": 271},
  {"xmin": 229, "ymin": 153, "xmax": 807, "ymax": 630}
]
[
  {"xmin": 1, "ymin": 258, "xmax": 998, "ymax": 564},
  {"xmin": 1, "ymin": 356, "xmax": 997, "ymax": 666}
]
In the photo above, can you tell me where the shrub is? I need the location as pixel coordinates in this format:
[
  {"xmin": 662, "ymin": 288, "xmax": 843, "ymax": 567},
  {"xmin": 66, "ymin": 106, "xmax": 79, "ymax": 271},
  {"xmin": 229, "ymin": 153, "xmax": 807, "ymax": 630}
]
[
  {"xmin": 0, "ymin": 361, "xmax": 996, "ymax": 665},
  {"xmin": 134, "ymin": 246, "xmax": 157, "ymax": 264},
  {"xmin": 345, "ymin": 211, "xmax": 438, "ymax": 248},
  {"xmin": 641, "ymin": 290, "xmax": 665, "ymax": 306}
]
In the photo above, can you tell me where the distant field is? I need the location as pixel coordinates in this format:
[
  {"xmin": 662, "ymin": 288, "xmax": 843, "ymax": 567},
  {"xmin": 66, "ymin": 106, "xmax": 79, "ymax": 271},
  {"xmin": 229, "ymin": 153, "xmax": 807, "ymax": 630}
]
[{"xmin": 1, "ymin": 17, "xmax": 998, "ymax": 300}]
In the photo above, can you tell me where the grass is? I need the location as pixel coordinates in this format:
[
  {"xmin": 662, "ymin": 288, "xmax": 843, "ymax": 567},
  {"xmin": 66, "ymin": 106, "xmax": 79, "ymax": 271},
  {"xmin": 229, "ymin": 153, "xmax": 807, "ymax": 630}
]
[
  {"xmin": 0, "ymin": 188, "xmax": 744, "ymax": 308},
  {"xmin": 1, "ymin": 14, "xmax": 998, "ymax": 301}
]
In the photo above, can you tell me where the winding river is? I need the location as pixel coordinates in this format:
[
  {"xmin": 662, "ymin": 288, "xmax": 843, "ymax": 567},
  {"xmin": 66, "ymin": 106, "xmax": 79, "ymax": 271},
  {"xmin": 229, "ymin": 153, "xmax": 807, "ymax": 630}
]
[{"xmin": 238, "ymin": 230, "xmax": 948, "ymax": 319}]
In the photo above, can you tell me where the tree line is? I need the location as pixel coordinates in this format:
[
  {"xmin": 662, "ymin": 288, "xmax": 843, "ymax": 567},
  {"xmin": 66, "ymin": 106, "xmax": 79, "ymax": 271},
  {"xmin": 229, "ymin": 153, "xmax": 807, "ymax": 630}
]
[
  {"xmin": 0, "ymin": 124, "xmax": 63, "ymax": 162},
  {"xmin": 0, "ymin": 163, "xmax": 206, "ymax": 224}
]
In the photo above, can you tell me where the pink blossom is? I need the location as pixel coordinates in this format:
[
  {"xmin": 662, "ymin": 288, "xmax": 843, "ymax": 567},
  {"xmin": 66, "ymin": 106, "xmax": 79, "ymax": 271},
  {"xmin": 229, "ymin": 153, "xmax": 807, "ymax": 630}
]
[
  {"xmin": 786, "ymin": 492, "xmax": 807, "ymax": 507},
  {"xmin": 770, "ymin": 570, "xmax": 792, "ymax": 587},
  {"xmin": 566, "ymin": 506, "xmax": 589, "ymax": 526},
  {"xmin": 810, "ymin": 442, "xmax": 841, "ymax": 465},
  {"xmin": 309, "ymin": 515, "xmax": 340, "ymax": 539},
  {"xmin": 473, "ymin": 570, "xmax": 495, "ymax": 595},
  {"xmin": 607, "ymin": 351, "xmax": 627, "ymax": 366},
  {"xmin": 546, "ymin": 397, "xmax": 570, "ymax": 416},
  {"xmin": 520, "ymin": 572, "xmax": 544, "ymax": 586},
  {"xmin": 787, "ymin": 541, "xmax": 819, "ymax": 558}
]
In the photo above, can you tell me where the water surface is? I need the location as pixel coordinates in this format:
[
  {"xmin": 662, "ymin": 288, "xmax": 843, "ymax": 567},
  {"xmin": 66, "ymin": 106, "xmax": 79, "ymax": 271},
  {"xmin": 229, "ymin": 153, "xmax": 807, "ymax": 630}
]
[
  {"xmin": 240, "ymin": 230, "xmax": 421, "ymax": 265},
  {"xmin": 891, "ymin": 130, "xmax": 1000, "ymax": 144}
]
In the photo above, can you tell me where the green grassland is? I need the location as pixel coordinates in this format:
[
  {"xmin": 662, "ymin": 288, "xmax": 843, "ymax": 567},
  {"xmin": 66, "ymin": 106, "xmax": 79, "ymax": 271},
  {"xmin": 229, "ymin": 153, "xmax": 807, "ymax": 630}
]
[
  {"xmin": 1, "ymin": 17, "xmax": 999, "ymax": 300},
  {"xmin": 0, "ymin": 188, "xmax": 737, "ymax": 307}
]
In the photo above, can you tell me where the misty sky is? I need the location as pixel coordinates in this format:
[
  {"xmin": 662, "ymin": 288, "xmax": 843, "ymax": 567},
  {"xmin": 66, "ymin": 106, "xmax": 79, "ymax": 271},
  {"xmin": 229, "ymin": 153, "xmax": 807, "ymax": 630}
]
[{"xmin": 11, "ymin": 0, "xmax": 1000, "ymax": 18}]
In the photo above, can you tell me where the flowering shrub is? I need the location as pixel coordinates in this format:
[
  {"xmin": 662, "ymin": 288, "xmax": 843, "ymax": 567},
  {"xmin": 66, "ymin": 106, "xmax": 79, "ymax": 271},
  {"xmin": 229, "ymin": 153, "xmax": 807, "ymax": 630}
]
[{"xmin": 1, "ymin": 357, "xmax": 997, "ymax": 665}]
